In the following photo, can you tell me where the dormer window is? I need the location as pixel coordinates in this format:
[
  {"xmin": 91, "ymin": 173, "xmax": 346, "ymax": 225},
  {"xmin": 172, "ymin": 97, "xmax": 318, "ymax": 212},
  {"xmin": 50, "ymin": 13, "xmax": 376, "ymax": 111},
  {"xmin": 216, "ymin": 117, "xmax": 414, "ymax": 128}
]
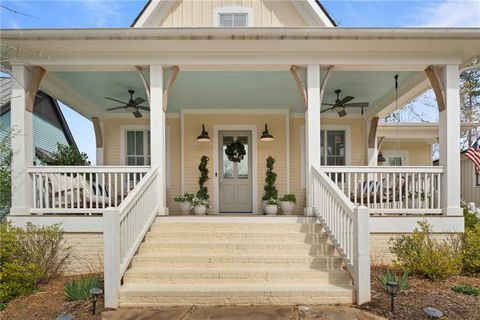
[{"xmin": 214, "ymin": 7, "xmax": 253, "ymax": 27}]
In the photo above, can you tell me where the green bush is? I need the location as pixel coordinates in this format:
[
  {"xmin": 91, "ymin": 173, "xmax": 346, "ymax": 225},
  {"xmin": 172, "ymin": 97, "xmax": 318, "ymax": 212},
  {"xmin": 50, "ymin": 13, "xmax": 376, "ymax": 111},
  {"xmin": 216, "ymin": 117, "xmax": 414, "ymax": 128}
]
[
  {"xmin": 463, "ymin": 206, "xmax": 480, "ymax": 230},
  {"xmin": 462, "ymin": 224, "xmax": 480, "ymax": 273},
  {"xmin": 64, "ymin": 275, "xmax": 102, "ymax": 301},
  {"xmin": 279, "ymin": 194, "xmax": 297, "ymax": 203},
  {"xmin": 39, "ymin": 143, "xmax": 90, "ymax": 166},
  {"xmin": 262, "ymin": 156, "xmax": 278, "ymax": 201},
  {"xmin": 451, "ymin": 284, "xmax": 480, "ymax": 296},
  {"xmin": 377, "ymin": 269, "xmax": 409, "ymax": 292},
  {"xmin": 389, "ymin": 221, "xmax": 463, "ymax": 281},
  {"xmin": 0, "ymin": 222, "xmax": 70, "ymax": 303}
]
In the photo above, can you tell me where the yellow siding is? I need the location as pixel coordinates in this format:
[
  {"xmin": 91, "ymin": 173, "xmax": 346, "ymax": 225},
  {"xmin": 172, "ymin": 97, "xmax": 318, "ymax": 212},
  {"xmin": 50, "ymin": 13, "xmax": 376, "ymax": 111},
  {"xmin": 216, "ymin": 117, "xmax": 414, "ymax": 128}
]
[
  {"xmin": 160, "ymin": 0, "xmax": 308, "ymax": 27},
  {"xmin": 167, "ymin": 118, "xmax": 182, "ymax": 211},
  {"xmin": 380, "ymin": 142, "xmax": 432, "ymax": 166},
  {"xmin": 289, "ymin": 117, "xmax": 305, "ymax": 214}
]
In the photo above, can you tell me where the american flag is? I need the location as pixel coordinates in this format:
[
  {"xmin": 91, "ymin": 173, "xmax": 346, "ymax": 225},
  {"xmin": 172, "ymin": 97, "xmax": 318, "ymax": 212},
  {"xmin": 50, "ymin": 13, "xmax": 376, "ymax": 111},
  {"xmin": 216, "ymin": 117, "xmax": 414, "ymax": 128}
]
[{"xmin": 465, "ymin": 144, "xmax": 480, "ymax": 172}]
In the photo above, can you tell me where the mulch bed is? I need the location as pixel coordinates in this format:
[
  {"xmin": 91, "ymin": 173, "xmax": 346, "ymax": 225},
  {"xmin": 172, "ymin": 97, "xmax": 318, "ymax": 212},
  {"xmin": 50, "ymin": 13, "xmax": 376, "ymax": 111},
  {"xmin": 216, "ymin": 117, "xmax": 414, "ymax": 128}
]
[
  {"xmin": 360, "ymin": 268, "xmax": 480, "ymax": 320},
  {"xmin": 0, "ymin": 276, "xmax": 107, "ymax": 320}
]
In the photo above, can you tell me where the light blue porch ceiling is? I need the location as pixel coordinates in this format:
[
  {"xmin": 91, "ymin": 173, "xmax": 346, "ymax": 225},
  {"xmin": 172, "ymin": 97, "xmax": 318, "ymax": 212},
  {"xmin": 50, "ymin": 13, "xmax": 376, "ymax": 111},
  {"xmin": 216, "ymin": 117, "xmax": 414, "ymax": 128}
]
[{"xmin": 50, "ymin": 70, "xmax": 419, "ymax": 116}]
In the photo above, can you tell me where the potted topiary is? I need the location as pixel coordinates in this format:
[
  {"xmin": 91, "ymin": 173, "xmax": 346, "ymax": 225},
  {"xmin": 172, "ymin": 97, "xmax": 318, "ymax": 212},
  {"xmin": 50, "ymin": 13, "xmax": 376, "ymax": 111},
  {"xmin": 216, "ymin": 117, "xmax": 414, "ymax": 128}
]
[
  {"xmin": 265, "ymin": 198, "xmax": 279, "ymax": 216},
  {"xmin": 279, "ymin": 194, "xmax": 297, "ymax": 215},
  {"xmin": 174, "ymin": 192, "xmax": 195, "ymax": 215},
  {"xmin": 191, "ymin": 197, "xmax": 208, "ymax": 215},
  {"xmin": 261, "ymin": 156, "xmax": 278, "ymax": 214}
]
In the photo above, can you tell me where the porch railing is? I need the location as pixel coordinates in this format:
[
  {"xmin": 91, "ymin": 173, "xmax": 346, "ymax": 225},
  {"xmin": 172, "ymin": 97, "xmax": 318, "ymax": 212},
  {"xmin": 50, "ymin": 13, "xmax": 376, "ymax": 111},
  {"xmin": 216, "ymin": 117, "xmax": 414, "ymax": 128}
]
[
  {"xmin": 322, "ymin": 166, "xmax": 444, "ymax": 215},
  {"xmin": 28, "ymin": 166, "xmax": 150, "ymax": 214},
  {"xmin": 311, "ymin": 166, "xmax": 370, "ymax": 305},
  {"xmin": 104, "ymin": 165, "xmax": 160, "ymax": 308}
]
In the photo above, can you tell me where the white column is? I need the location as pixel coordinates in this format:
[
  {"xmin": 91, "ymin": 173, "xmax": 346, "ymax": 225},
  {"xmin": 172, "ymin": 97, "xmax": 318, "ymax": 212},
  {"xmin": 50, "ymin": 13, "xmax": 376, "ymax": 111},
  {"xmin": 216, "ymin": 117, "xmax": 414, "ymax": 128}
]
[
  {"xmin": 305, "ymin": 65, "xmax": 321, "ymax": 216},
  {"xmin": 10, "ymin": 65, "xmax": 34, "ymax": 215},
  {"xmin": 150, "ymin": 65, "xmax": 167, "ymax": 214},
  {"xmin": 439, "ymin": 65, "xmax": 462, "ymax": 216}
]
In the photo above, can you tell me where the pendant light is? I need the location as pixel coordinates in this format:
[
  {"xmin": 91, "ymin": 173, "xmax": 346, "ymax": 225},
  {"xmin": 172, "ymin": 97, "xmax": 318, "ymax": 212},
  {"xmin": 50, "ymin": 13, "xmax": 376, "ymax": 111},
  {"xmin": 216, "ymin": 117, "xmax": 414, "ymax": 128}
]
[
  {"xmin": 197, "ymin": 124, "xmax": 210, "ymax": 142},
  {"xmin": 260, "ymin": 123, "xmax": 274, "ymax": 142},
  {"xmin": 377, "ymin": 152, "xmax": 386, "ymax": 164}
]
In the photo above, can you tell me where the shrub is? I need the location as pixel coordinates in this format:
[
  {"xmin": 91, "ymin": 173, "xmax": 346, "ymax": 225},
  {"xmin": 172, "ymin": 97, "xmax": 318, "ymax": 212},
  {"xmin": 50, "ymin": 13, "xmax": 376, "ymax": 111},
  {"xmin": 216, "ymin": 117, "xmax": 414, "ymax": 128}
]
[
  {"xmin": 0, "ymin": 222, "xmax": 70, "ymax": 303},
  {"xmin": 462, "ymin": 224, "xmax": 480, "ymax": 274},
  {"xmin": 174, "ymin": 193, "xmax": 195, "ymax": 203},
  {"xmin": 389, "ymin": 221, "xmax": 462, "ymax": 281},
  {"xmin": 39, "ymin": 143, "xmax": 90, "ymax": 166},
  {"xmin": 377, "ymin": 269, "xmax": 410, "ymax": 292},
  {"xmin": 196, "ymin": 156, "xmax": 209, "ymax": 201},
  {"xmin": 64, "ymin": 275, "xmax": 102, "ymax": 301},
  {"xmin": 279, "ymin": 194, "xmax": 297, "ymax": 203},
  {"xmin": 262, "ymin": 156, "xmax": 278, "ymax": 201},
  {"xmin": 463, "ymin": 206, "xmax": 480, "ymax": 230},
  {"xmin": 451, "ymin": 284, "xmax": 480, "ymax": 296},
  {"xmin": 0, "ymin": 128, "xmax": 14, "ymax": 220}
]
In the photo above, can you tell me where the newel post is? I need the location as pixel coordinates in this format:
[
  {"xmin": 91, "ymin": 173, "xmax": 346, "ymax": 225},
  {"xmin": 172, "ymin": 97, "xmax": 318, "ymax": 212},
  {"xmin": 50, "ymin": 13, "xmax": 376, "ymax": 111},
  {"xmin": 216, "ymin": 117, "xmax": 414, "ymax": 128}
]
[
  {"xmin": 353, "ymin": 206, "xmax": 371, "ymax": 305},
  {"xmin": 104, "ymin": 208, "xmax": 120, "ymax": 308}
]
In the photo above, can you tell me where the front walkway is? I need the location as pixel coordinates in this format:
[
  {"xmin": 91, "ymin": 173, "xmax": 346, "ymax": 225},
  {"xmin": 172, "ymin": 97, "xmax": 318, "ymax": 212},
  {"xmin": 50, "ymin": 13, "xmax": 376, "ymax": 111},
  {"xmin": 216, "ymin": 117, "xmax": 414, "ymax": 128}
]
[{"xmin": 102, "ymin": 305, "xmax": 385, "ymax": 320}]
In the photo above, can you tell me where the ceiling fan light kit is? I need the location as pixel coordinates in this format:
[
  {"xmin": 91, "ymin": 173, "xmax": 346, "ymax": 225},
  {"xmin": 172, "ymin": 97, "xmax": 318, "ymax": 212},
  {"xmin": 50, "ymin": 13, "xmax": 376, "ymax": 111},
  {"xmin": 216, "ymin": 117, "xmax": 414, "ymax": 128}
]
[
  {"xmin": 321, "ymin": 89, "xmax": 369, "ymax": 117},
  {"xmin": 105, "ymin": 89, "xmax": 149, "ymax": 118}
]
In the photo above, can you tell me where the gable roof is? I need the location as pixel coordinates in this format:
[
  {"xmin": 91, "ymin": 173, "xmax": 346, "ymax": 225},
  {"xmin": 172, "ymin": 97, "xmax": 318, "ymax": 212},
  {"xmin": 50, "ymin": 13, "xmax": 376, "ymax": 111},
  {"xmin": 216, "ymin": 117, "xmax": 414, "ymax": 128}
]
[
  {"xmin": 0, "ymin": 77, "xmax": 78, "ymax": 151},
  {"xmin": 131, "ymin": 0, "xmax": 336, "ymax": 27}
]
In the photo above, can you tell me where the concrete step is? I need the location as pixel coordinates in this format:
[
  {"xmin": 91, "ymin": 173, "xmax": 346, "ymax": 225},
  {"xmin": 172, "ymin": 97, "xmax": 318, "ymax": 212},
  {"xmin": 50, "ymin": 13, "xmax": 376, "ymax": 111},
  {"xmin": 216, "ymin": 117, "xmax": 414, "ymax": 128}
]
[
  {"xmin": 123, "ymin": 267, "xmax": 351, "ymax": 285},
  {"xmin": 145, "ymin": 231, "xmax": 329, "ymax": 243},
  {"xmin": 150, "ymin": 222, "xmax": 323, "ymax": 233},
  {"xmin": 119, "ymin": 283, "xmax": 355, "ymax": 306},
  {"xmin": 131, "ymin": 253, "xmax": 343, "ymax": 269},
  {"xmin": 138, "ymin": 241, "xmax": 336, "ymax": 255}
]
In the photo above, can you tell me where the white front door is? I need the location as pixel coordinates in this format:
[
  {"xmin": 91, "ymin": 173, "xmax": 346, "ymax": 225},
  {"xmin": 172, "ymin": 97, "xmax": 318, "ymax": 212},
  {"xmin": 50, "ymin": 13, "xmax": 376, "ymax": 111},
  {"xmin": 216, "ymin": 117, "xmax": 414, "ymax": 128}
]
[{"xmin": 219, "ymin": 131, "xmax": 252, "ymax": 213}]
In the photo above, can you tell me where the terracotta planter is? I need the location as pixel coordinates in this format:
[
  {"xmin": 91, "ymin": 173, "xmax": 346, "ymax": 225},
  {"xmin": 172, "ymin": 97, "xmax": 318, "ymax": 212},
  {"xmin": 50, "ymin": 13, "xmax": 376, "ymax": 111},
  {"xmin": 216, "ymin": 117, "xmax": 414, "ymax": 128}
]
[
  {"xmin": 194, "ymin": 205, "xmax": 207, "ymax": 215},
  {"xmin": 265, "ymin": 205, "xmax": 278, "ymax": 216},
  {"xmin": 179, "ymin": 201, "xmax": 192, "ymax": 215},
  {"xmin": 280, "ymin": 201, "xmax": 295, "ymax": 215}
]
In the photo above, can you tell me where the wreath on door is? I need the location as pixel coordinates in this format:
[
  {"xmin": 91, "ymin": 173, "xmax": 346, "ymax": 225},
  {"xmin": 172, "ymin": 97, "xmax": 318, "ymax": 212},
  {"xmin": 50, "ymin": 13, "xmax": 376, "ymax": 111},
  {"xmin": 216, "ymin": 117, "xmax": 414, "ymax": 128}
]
[{"xmin": 225, "ymin": 140, "xmax": 246, "ymax": 162}]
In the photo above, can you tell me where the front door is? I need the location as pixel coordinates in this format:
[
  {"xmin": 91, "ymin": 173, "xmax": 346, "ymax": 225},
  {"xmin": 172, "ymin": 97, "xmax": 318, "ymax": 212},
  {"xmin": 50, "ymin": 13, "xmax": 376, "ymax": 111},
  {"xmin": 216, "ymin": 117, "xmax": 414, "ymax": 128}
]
[{"xmin": 219, "ymin": 131, "xmax": 252, "ymax": 213}]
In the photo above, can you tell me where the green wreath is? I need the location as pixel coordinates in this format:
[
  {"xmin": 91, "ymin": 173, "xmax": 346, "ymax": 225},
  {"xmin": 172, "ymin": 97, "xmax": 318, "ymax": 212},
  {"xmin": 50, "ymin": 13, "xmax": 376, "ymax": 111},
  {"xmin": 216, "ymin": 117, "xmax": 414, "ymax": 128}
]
[{"xmin": 225, "ymin": 140, "xmax": 246, "ymax": 162}]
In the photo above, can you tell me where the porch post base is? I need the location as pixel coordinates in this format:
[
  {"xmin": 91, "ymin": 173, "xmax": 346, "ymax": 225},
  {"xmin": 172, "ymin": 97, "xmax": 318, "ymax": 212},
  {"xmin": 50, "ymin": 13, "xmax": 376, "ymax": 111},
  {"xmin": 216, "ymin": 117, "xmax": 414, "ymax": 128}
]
[
  {"xmin": 442, "ymin": 207, "xmax": 463, "ymax": 216},
  {"xmin": 304, "ymin": 207, "xmax": 316, "ymax": 217},
  {"xmin": 9, "ymin": 207, "xmax": 30, "ymax": 216}
]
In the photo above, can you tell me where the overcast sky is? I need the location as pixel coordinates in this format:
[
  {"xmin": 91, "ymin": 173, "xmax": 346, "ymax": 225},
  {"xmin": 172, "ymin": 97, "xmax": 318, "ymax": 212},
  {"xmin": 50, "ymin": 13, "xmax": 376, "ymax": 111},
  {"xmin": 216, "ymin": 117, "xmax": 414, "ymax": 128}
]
[{"xmin": 1, "ymin": 0, "xmax": 479, "ymax": 162}]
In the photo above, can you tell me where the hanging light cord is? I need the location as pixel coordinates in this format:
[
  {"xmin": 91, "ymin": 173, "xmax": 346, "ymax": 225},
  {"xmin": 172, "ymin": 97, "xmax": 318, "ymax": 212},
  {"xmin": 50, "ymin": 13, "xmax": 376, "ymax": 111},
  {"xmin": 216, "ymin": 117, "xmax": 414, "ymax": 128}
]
[{"xmin": 395, "ymin": 74, "xmax": 400, "ymax": 151}]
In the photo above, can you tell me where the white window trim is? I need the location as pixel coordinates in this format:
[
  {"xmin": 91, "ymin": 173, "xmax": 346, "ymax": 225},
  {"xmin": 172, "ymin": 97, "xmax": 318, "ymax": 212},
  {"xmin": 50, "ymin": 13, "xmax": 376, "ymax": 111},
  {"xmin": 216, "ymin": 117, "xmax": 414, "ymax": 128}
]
[
  {"xmin": 300, "ymin": 124, "xmax": 352, "ymax": 189},
  {"xmin": 213, "ymin": 6, "xmax": 253, "ymax": 27},
  {"xmin": 382, "ymin": 150, "xmax": 410, "ymax": 166},
  {"xmin": 475, "ymin": 172, "xmax": 480, "ymax": 188}
]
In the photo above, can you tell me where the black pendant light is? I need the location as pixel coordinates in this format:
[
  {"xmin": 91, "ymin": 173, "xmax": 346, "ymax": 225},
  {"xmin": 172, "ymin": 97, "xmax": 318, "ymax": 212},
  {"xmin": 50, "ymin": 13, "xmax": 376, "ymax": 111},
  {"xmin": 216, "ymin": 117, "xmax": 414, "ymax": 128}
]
[
  {"xmin": 197, "ymin": 124, "xmax": 210, "ymax": 142},
  {"xmin": 377, "ymin": 152, "xmax": 386, "ymax": 163},
  {"xmin": 260, "ymin": 123, "xmax": 274, "ymax": 142}
]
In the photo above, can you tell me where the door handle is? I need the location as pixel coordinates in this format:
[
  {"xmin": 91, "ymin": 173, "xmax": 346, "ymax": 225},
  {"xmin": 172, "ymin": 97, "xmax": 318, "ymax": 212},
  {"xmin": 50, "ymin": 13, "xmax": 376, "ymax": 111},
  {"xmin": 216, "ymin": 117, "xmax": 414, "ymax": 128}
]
[{"xmin": 219, "ymin": 179, "xmax": 223, "ymax": 184}]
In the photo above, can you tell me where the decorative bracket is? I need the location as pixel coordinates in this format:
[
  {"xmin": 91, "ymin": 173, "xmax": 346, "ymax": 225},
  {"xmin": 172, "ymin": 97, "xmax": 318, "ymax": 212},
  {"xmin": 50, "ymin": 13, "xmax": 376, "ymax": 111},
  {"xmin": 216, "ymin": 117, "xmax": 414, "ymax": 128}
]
[
  {"xmin": 163, "ymin": 65, "xmax": 180, "ymax": 112},
  {"xmin": 135, "ymin": 65, "xmax": 150, "ymax": 107},
  {"xmin": 425, "ymin": 66, "xmax": 446, "ymax": 112},
  {"xmin": 25, "ymin": 66, "xmax": 46, "ymax": 112},
  {"xmin": 368, "ymin": 117, "xmax": 379, "ymax": 149},
  {"xmin": 92, "ymin": 117, "xmax": 103, "ymax": 148},
  {"xmin": 320, "ymin": 65, "xmax": 334, "ymax": 102},
  {"xmin": 290, "ymin": 65, "xmax": 308, "ymax": 110}
]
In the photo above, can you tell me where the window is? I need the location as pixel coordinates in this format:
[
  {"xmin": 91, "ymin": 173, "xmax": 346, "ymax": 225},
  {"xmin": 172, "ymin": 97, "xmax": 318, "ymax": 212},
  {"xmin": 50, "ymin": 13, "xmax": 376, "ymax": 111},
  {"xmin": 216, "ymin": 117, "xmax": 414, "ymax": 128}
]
[
  {"xmin": 382, "ymin": 150, "xmax": 409, "ymax": 166},
  {"xmin": 476, "ymin": 173, "xmax": 480, "ymax": 187},
  {"xmin": 125, "ymin": 130, "xmax": 150, "ymax": 165},
  {"xmin": 219, "ymin": 13, "xmax": 248, "ymax": 27},
  {"xmin": 214, "ymin": 7, "xmax": 252, "ymax": 27},
  {"xmin": 321, "ymin": 130, "xmax": 346, "ymax": 166}
]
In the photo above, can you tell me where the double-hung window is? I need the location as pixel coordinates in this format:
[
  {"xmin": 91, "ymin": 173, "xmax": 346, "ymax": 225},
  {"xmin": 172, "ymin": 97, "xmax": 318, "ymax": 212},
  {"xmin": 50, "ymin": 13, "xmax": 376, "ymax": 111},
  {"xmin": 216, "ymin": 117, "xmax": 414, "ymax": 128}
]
[
  {"xmin": 476, "ymin": 173, "xmax": 480, "ymax": 187},
  {"xmin": 125, "ymin": 130, "xmax": 150, "ymax": 165},
  {"xmin": 219, "ymin": 13, "xmax": 248, "ymax": 27},
  {"xmin": 321, "ymin": 130, "xmax": 346, "ymax": 166}
]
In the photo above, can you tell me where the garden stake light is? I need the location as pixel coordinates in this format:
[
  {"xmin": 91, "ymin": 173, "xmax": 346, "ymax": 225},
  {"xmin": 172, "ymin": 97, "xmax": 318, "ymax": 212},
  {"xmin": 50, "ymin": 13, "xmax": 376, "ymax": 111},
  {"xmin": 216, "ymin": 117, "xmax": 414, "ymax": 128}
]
[
  {"xmin": 386, "ymin": 281, "xmax": 400, "ymax": 312},
  {"xmin": 90, "ymin": 287, "xmax": 103, "ymax": 315}
]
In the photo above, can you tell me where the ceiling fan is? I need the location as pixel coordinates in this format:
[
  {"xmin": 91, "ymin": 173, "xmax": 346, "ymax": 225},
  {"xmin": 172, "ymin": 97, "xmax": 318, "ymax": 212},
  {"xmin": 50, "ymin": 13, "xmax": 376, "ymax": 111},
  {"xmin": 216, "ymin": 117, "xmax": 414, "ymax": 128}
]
[
  {"xmin": 105, "ymin": 90, "xmax": 149, "ymax": 118},
  {"xmin": 321, "ymin": 89, "xmax": 369, "ymax": 117}
]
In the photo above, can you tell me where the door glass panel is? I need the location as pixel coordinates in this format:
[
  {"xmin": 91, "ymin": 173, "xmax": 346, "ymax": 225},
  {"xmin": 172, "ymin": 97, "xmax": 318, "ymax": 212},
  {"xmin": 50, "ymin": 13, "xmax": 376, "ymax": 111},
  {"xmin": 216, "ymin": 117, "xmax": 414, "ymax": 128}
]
[
  {"xmin": 222, "ymin": 135, "xmax": 234, "ymax": 179},
  {"xmin": 325, "ymin": 130, "xmax": 345, "ymax": 166},
  {"xmin": 388, "ymin": 156, "xmax": 403, "ymax": 166},
  {"xmin": 237, "ymin": 136, "xmax": 249, "ymax": 179}
]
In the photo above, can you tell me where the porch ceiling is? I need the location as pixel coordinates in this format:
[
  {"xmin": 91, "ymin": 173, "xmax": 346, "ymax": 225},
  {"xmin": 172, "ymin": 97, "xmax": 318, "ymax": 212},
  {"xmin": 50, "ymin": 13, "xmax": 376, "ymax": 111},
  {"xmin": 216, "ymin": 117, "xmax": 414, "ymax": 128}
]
[{"xmin": 49, "ymin": 70, "xmax": 419, "ymax": 117}]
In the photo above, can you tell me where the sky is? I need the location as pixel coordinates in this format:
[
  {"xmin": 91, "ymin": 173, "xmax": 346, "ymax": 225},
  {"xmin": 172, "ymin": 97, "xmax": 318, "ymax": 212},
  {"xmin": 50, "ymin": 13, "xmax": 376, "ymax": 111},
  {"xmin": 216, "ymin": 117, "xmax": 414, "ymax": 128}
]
[{"xmin": 1, "ymin": 0, "xmax": 479, "ymax": 162}]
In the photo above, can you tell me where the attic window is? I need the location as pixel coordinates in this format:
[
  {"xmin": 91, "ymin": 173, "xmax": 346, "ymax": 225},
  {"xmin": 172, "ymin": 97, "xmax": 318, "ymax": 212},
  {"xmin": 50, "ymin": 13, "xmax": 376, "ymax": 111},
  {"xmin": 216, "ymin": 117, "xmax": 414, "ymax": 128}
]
[{"xmin": 214, "ymin": 7, "xmax": 253, "ymax": 27}]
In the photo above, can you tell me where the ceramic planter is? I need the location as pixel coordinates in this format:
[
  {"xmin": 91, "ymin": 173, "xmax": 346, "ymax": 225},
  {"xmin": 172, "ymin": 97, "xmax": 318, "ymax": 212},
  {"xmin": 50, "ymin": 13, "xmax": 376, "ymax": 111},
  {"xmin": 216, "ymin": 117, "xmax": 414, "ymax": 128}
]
[
  {"xmin": 279, "ymin": 201, "xmax": 295, "ymax": 215},
  {"xmin": 179, "ymin": 201, "xmax": 192, "ymax": 215},
  {"xmin": 262, "ymin": 200, "xmax": 268, "ymax": 214},
  {"xmin": 194, "ymin": 205, "xmax": 207, "ymax": 215},
  {"xmin": 265, "ymin": 204, "xmax": 278, "ymax": 216}
]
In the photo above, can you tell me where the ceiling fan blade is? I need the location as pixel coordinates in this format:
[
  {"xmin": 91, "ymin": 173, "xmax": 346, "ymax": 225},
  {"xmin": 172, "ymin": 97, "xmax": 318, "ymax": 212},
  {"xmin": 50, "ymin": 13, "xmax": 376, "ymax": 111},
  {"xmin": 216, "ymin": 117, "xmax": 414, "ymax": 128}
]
[
  {"xmin": 321, "ymin": 103, "xmax": 335, "ymax": 106},
  {"xmin": 339, "ymin": 96, "xmax": 354, "ymax": 105},
  {"xmin": 320, "ymin": 107, "xmax": 334, "ymax": 113},
  {"xmin": 344, "ymin": 102, "xmax": 369, "ymax": 108},
  {"xmin": 133, "ymin": 97, "xmax": 145, "ymax": 105},
  {"xmin": 106, "ymin": 106, "xmax": 126, "ymax": 111},
  {"xmin": 105, "ymin": 97, "xmax": 127, "ymax": 104},
  {"xmin": 133, "ymin": 111, "xmax": 143, "ymax": 118},
  {"xmin": 338, "ymin": 109, "xmax": 347, "ymax": 117},
  {"xmin": 137, "ymin": 106, "xmax": 150, "ymax": 111}
]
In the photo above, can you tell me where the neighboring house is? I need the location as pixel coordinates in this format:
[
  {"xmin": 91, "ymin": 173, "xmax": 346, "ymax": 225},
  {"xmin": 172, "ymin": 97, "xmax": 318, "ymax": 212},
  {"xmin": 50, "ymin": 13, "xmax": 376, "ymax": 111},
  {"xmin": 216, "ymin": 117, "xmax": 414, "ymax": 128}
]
[
  {"xmin": 0, "ymin": 77, "xmax": 78, "ymax": 163},
  {"xmin": 2, "ymin": 0, "xmax": 479, "ymax": 309}
]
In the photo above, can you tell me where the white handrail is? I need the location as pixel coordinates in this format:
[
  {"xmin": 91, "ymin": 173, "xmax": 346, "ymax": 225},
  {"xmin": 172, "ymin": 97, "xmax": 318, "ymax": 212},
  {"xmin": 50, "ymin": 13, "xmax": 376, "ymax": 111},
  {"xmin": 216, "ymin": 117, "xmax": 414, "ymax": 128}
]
[
  {"xmin": 103, "ymin": 166, "xmax": 160, "ymax": 308},
  {"xmin": 311, "ymin": 166, "xmax": 370, "ymax": 305}
]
